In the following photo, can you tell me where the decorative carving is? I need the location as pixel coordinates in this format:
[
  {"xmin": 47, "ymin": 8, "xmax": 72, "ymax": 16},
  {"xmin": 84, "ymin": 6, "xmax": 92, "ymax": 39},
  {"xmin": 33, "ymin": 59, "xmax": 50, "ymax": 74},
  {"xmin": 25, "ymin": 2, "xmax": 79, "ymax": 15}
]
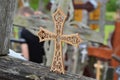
[{"xmin": 38, "ymin": 8, "xmax": 82, "ymax": 74}]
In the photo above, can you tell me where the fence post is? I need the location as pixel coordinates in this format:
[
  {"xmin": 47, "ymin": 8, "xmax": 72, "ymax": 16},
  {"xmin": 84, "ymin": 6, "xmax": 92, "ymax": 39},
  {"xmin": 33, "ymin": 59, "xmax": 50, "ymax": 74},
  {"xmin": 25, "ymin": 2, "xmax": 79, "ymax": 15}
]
[{"xmin": 0, "ymin": 0, "xmax": 16, "ymax": 55}]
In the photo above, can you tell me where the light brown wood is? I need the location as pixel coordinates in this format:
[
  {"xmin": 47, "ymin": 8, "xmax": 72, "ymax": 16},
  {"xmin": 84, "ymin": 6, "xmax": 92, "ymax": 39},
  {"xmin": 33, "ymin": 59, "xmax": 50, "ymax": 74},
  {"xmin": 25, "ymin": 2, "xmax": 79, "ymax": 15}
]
[
  {"xmin": 94, "ymin": 60, "xmax": 103, "ymax": 80},
  {"xmin": 38, "ymin": 8, "xmax": 82, "ymax": 74}
]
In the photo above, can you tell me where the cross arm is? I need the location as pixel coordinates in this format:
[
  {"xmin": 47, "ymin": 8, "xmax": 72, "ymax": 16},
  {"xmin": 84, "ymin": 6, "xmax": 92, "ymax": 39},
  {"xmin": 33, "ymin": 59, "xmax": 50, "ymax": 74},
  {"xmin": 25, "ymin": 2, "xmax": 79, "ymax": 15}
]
[
  {"xmin": 88, "ymin": 46, "xmax": 112, "ymax": 60},
  {"xmin": 94, "ymin": 63, "xmax": 103, "ymax": 69},
  {"xmin": 61, "ymin": 33, "xmax": 82, "ymax": 47},
  {"xmin": 38, "ymin": 27, "xmax": 56, "ymax": 42}
]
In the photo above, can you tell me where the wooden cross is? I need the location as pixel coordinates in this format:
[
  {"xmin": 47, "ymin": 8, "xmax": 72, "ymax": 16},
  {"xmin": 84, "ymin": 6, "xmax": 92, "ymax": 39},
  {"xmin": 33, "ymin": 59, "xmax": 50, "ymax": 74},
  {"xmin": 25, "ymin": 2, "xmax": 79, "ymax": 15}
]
[
  {"xmin": 38, "ymin": 8, "xmax": 82, "ymax": 74},
  {"xmin": 94, "ymin": 60, "xmax": 103, "ymax": 80}
]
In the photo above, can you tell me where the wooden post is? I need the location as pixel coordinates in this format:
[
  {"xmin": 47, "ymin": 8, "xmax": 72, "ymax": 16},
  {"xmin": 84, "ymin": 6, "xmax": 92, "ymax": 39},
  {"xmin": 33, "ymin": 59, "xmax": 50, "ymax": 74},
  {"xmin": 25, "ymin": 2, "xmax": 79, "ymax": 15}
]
[
  {"xmin": 0, "ymin": 0, "xmax": 16, "ymax": 56},
  {"xmin": 111, "ymin": 17, "xmax": 120, "ymax": 80},
  {"xmin": 99, "ymin": 2, "xmax": 106, "ymax": 38},
  {"xmin": 38, "ymin": 0, "xmax": 45, "ymax": 12}
]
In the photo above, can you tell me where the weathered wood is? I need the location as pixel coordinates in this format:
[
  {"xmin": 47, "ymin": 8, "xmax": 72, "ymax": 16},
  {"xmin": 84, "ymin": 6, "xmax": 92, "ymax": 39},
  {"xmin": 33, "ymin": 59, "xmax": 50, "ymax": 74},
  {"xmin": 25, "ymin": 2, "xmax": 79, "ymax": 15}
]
[
  {"xmin": 0, "ymin": 0, "xmax": 16, "ymax": 55},
  {"xmin": 0, "ymin": 56, "xmax": 95, "ymax": 80},
  {"xmin": 99, "ymin": 3, "xmax": 106, "ymax": 37},
  {"xmin": 88, "ymin": 20, "xmax": 115, "ymax": 25}
]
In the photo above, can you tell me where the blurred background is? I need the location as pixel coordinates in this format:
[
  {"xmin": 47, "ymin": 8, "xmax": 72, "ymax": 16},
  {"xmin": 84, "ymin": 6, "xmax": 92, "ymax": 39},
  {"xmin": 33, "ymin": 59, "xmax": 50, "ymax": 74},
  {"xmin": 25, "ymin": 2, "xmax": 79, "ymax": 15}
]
[{"xmin": 10, "ymin": 0, "xmax": 120, "ymax": 80}]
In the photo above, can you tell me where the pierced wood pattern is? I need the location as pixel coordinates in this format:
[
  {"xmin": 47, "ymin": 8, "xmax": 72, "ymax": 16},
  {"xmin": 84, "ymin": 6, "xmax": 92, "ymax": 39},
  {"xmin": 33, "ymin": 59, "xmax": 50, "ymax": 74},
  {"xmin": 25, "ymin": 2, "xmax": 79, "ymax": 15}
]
[
  {"xmin": 61, "ymin": 33, "xmax": 82, "ymax": 47},
  {"xmin": 38, "ymin": 8, "xmax": 82, "ymax": 74},
  {"xmin": 38, "ymin": 27, "xmax": 56, "ymax": 42}
]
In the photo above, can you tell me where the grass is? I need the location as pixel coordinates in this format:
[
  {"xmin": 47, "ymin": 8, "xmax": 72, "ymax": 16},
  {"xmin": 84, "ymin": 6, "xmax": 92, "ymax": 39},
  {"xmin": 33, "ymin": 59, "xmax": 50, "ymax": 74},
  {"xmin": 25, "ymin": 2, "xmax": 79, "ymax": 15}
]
[
  {"xmin": 104, "ymin": 12, "xmax": 115, "ymax": 45},
  {"xmin": 29, "ymin": 0, "xmax": 39, "ymax": 10},
  {"xmin": 106, "ymin": 12, "xmax": 116, "ymax": 21},
  {"xmin": 104, "ymin": 25, "xmax": 115, "ymax": 45},
  {"xmin": 29, "ymin": 0, "xmax": 49, "ymax": 10}
]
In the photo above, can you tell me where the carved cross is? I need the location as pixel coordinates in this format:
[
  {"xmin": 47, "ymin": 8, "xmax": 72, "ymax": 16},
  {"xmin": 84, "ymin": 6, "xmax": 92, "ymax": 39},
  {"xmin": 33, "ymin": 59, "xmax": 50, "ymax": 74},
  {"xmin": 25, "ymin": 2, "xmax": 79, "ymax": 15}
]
[
  {"xmin": 94, "ymin": 60, "xmax": 103, "ymax": 80},
  {"xmin": 38, "ymin": 8, "xmax": 82, "ymax": 74}
]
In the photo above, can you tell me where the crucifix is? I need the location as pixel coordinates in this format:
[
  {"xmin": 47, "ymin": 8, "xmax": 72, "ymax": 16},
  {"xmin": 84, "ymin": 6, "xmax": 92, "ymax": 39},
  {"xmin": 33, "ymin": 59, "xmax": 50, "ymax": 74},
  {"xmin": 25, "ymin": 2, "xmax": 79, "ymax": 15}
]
[
  {"xmin": 94, "ymin": 60, "xmax": 103, "ymax": 80},
  {"xmin": 38, "ymin": 8, "xmax": 82, "ymax": 74}
]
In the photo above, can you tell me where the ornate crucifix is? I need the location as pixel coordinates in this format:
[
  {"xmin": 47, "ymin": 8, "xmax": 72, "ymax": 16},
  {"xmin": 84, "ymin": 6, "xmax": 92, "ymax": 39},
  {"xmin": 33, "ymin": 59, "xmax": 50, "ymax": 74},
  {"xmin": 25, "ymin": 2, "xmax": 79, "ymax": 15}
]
[{"xmin": 38, "ymin": 8, "xmax": 82, "ymax": 74}]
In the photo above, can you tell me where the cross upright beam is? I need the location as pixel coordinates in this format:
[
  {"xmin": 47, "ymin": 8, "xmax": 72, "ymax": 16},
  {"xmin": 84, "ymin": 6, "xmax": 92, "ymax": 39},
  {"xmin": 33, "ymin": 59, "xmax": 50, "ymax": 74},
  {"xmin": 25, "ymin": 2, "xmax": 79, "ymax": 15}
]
[{"xmin": 38, "ymin": 8, "xmax": 82, "ymax": 74}]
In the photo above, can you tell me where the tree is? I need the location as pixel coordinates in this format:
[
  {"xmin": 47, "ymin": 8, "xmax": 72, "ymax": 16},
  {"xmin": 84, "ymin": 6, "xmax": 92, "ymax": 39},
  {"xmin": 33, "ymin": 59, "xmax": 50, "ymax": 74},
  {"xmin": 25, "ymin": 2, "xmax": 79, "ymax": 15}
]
[
  {"xmin": 106, "ymin": 0, "xmax": 117, "ymax": 11},
  {"xmin": 0, "ymin": 0, "xmax": 16, "ymax": 55}
]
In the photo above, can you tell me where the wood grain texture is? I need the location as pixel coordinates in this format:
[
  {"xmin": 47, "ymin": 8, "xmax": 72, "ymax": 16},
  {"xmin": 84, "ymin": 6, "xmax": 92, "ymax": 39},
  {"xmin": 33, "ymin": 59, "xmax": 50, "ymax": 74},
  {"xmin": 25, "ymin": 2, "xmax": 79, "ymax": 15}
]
[
  {"xmin": 0, "ymin": 0, "xmax": 16, "ymax": 55},
  {"xmin": 0, "ymin": 56, "xmax": 96, "ymax": 80}
]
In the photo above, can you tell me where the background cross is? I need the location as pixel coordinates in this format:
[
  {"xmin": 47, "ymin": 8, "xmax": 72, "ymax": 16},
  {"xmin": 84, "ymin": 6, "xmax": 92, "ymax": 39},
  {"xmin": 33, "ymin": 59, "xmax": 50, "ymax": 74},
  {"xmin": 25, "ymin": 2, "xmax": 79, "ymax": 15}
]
[
  {"xmin": 38, "ymin": 8, "xmax": 82, "ymax": 74},
  {"xmin": 94, "ymin": 60, "xmax": 103, "ymax": 80}
]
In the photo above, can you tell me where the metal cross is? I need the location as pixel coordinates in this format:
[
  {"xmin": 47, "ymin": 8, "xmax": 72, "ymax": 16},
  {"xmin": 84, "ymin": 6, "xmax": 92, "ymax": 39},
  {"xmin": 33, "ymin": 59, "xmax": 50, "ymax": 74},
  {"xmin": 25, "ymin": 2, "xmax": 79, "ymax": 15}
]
[
  {"xmin": 38, "ymin": 8, "xmax": 82, "ymax": 74},
  {"xmin": 94, "ymin": 60, "xmax": 103, "ymax": 80}
]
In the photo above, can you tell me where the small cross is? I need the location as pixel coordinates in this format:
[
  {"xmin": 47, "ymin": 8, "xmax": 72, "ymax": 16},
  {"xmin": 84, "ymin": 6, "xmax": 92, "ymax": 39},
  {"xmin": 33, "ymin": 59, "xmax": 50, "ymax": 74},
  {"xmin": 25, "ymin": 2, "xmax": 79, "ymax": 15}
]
[
  {"xmin": 38, "ymin": 8, "xmax": 82, "ymax": 74},
  {"xmin": 81, "ymin": 47, "xmax": 87, "ymax": 63},
  {"xmin": 94, "ymin": 60, "xmax": 103, "ymax": 80}
]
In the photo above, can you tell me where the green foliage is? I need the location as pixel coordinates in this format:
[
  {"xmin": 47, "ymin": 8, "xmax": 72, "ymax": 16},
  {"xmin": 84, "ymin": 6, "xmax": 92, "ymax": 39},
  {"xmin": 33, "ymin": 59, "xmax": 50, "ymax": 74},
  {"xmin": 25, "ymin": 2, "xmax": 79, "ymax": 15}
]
[
  {"xmin": 104, "ymin": 25, "xmax": 115, "ymax": 45},
  {"xmin": 106, "ymin": 12, "xmax": 115, "ymax": 21},
  {"xmin": 106, "ymin": 0, "xmax": 117, "ymax": 12},
  {"xmin": 104, "ymin": 12, "xmax": 115, "ymax": 45},
  {"xmin": 29, "ymin": 0, "xmax": 49, "ymax": 10},
  {"xmin": 29, "ymin": 0, "xmax": 39, "ymax": 10},
  {"xmin": 44, "ymin": 0, "xmax": 50, "ymax": 6}
]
